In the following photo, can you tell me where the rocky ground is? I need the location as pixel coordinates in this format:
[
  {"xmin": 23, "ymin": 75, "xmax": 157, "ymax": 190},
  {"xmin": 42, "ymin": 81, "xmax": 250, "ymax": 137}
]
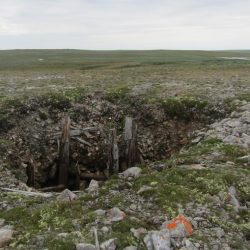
[
  {"xmin": 0, "ymin": 97, "xmax": 249, "ymax": 250},
  {"xmin": 0, "ymin": 51, "xmax": 250, "ymax": 249}
]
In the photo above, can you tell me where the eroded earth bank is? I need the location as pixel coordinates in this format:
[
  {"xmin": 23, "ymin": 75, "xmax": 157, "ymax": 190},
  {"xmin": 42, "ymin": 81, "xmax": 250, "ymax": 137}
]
[{"xmin": 0, "ymin": 91, "xmax": 249, "ymax": 250}]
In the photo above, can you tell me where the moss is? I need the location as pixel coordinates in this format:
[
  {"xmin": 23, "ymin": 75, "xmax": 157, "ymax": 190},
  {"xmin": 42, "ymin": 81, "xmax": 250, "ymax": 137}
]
[
  {"xmin": 219, "ymin": 144, "xmax": 246, "ymax": 158},
  {"xmin": 238, "ymin": 93, "xmax": 250, "ymax": 102},
  {"xmin": 105, "ymin": 86, "xmax": 130, "ymax": 103},
  {"xmin": 107, "ymin": 218, "xmax": 152, "ymax": 249},
  {"xmin": 159, "ymin": 97, "xmax": 208, "ymax": 120},
  {"xmin": 46, "ymin": 237, "xmax": 75, "ymax": 250},
  {"xmin": 38, "ymin": 87, "xmax": 86, "ymax": 109}
]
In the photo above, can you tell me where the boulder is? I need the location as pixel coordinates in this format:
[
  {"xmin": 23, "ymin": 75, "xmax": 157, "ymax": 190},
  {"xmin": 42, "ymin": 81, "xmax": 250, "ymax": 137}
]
[
  {"xmin": 163, "ymin": 214, "xmax": 193, "ymax": 237},
  {"xmin": 57, "ymin": 189, "xmax": 78, "ymax": 202},
  {"xmin": 106, "ymin": 207, "xmax": 126, "ymax": 222},
  {"xmin": 87, "ymin": 180, "xmax": 99, "ymax": 194},
  {"xmin": 0, "ymin": 226, "xmax": 13, "ymax": 247},
  {"xmin": 144, "ymin": 230, "xmax": 171, "ymax": 250},
  {"xmin": 120, "ymin": 167, "xmax": 142, "ymax": 180}
]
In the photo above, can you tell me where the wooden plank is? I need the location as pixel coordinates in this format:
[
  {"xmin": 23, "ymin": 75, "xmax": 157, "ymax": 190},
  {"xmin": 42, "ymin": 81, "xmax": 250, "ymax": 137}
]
[{"xmin": 80, "ymin": 172, "xmax": 107, "ymax": 181}]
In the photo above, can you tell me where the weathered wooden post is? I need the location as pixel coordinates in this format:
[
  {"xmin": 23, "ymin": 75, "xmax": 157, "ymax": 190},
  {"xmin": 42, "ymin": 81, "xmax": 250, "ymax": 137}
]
[
  {"xmin": 124, "ymin": 117, "xmax": 140, "ymax": 168},
  {"xmin": 108, "ymin": 128, "xmax": 119, "ymax": 174},
  {"xmin": 58, "ymin": 116, "xmax": 70, "ymax": 187},
  {"xmin": 26, "ymin": 162, "xmax": 35, "ymax": 187}
]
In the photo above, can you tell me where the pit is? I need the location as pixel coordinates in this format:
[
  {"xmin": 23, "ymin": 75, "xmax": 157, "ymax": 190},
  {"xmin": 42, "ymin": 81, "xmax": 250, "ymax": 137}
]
[{"xmin": 0, "ymin": 93, "xmax": 226, "ymax": 191}]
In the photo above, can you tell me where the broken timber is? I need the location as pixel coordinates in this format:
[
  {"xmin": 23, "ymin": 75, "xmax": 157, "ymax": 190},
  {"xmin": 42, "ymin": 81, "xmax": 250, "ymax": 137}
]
[
  {"xmin": 58, "ymin": 116, "xmax": 70, "ymax": 187},
  {"xmin": 108, "ymin": 128, "xmax": 119, "ymax": 174},
  {"xmin": 124, "ymin": 117, "xmax": 140, "ymax": 168}
]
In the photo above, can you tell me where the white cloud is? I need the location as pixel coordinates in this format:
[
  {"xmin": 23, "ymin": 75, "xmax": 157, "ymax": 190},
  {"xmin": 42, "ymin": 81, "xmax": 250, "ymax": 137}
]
[{"xmin": 0, "ymin": 0, "xmax": 250, "ymax": 49}]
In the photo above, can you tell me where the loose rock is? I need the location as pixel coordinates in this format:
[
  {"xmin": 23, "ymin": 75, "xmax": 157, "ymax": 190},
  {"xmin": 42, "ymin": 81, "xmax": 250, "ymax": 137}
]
[
  {"xmin": 123, "ymin": 247, "xmax": 137, "ymax": 250},
  {"xmin": 106, "ymin": 207, "xmax": 126, "ymax": 222},
  {"xmin": 76, "ymin": 243, "xmax": 97, "ymax": 250},
  {"xmin": 144, "ymin": 230, "xmax": 171, "ymax": 250},
  {"xmin": 100, "ymin": 239, "xmax": 116, "ymax": 250},
  {"xmin": 0, "ymin": 226, "xmax": 14, "ymax": 247},
  {"xmin": 57, "ymin": 189, "xmax": 78, "ymax": 202},
  {"xmin": 87, "ymin": 180, "xmax": 99, "ymax": 194},
  {"xmin": 119, "ymin": 167, "xmax": 142, "ymax": 180},
  {"xmin": 130, "ymin": 227, "xmax": 147, "ymax": 239}
]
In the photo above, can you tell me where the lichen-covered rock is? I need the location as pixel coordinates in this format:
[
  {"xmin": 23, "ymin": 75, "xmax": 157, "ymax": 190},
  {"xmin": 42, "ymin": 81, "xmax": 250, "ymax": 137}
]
[
  {"xmin": 106, "ymin": 207, "xmax": 126, "ymax": 222},
  {"xmin": 144, "ymin": 230, "xmax": 171, "ymax": 250},
  {"xmin": 76, "ymin": 243, "xmax": 96, "ymax": 250},
  {"xmin": 57, "ymin": 189, "xmax": 78, "ymax": 202},
  {"xmin": 100, "ymin": 239, "xmax": 116, "ymax": 250},
  {"xmin": 87, "ymin": 180, "xmax": 99, "ymax": 194},
  {"xmin": 119, "ymin": 167, "xmax": 142, "ymax": 180},
  {"xmin": 0, "ymin": 226, "xmax": 13, "ymax": 247}
]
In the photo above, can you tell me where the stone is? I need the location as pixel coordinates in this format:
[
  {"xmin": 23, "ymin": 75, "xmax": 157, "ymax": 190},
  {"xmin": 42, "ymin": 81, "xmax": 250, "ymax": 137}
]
[
  {"xmin": 123, "ymin": 247, "xmax": 137, "ymax": 250},
  {"xmin": 87, "ymin": 180, "xmax": 99, "ymax": 194},
  {"xmin": 137, "ymin": 185, "xmax": 154, "ymax": 195},
  {"xmin": 179, "ymin": 164, "xmax": 205, "ymax": 170},
  {"xmin": 100, "ymin": 226, "xmax": 110, "ymax": 235},
  {"xmin": 144, "ymin": 230, "xmax": 171, "ymax": 250},
  {"xmin": 119, "ymin": 167, "xmax": 142, "ymax": 180},
  {"xmin": 94, "ymin": 209, "xmax": 106, "ymax": 217},
  {"xmin": 130, "ymin": 227, "xmax": 147, "ymax": 239},
  {"xmin": 57, "ymin": 233, "xmax": 69, "ymax": 238},
  {"xmin": 76, "ymin": 243, "xmax": 96, "ymax": 250},
  {"xmin": 100, "ymin": 239, "xmax": 116, "ymax": 250},
  {"xmin": 228, "ymin": 186, "xmax": 240, "ymax": 212},
  {"xmin": 163, "ymin": 214, "xmax": 193, "ymax": 237},
  {"xmin": 214, "ymin": 228, "xmax": 225, "ymax": 238},
  {"xmin": 238, "ymin": 155, "xmax": 250, "ymax": 163},
  {"xmin": 0, "ymin": 226, "xmax": 13, "ymax": 247},
  {"xmin": 57, "ymin": 189, "xmax": 78, "ymax": 202},
  {"xmin": 106, "ymin": 207, "xmax": 126, "ymax": 222}
]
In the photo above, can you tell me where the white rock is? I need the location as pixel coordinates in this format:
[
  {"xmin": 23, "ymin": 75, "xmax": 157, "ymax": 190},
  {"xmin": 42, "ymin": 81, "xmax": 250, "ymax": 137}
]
[
  {"xmin": 123, "ymin": 247, "xmax": 137, "ymax": 250},
  {"xmin": 0, "ymin": 226, "xmax": 13, "ymax": 247},
  {"xmin": 144, "ymin": 230, "xmax": 171, "ymax": 250},
  {"xmin": 94, "ymin": 209, "xmax": 106, "ymax": 217},
  {"xmin": 120, "ymin": 167, "xmax": 142, "ymax": 180},
  {"xmin": 107, "ymin": 207, "xmax": 126, "ymax": 222},
  {"xmin": 228, "ymin": 186, "xmax": 241, "ymax": 212},
  {"xmin": 130, "ymin": 227, "xmax": 147, "ymax": 239},
  {"xmin": 57, "ymin": 189, "xmax": 78, "ymax": 202},
  {"xmin": 100, "ymin": 239, "xmax": 116, "ymax": 250},
  {"xmin": 137, "ymin": 185, "xmax": 153, "ymax": 195},
  {"xmin": 57, "ymin": 233, "xmax": 69, "ymax": 238},
  {"xmin": 76, "ymin": 243, "xmax": 96, "ymax": 250},
  {"xmin": 87, "ymin": 180, "xmax": 99, "ymax": 194}
]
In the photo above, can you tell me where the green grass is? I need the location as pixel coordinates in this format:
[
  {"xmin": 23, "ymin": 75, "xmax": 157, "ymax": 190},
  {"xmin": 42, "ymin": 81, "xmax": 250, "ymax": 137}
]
[
  {"xmin": 0, "ymin": 50, "xmax": 249, "ymax": 103},
  {"xmin": 1, "ymin": 49, "xmax": 250, "ymax": 71}
]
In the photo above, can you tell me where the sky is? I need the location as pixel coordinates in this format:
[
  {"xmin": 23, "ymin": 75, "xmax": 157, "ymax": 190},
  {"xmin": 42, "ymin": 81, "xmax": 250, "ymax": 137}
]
[{"xmin": 0, "ymin": 0, "xmax": 250, "ymax": 50}]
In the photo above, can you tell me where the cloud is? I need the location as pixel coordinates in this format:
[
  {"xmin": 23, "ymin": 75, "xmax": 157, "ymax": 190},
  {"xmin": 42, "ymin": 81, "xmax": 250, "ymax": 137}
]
[{"xmin": 0, "ymin": 0, "xmax": 250, "ymax": 49}]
